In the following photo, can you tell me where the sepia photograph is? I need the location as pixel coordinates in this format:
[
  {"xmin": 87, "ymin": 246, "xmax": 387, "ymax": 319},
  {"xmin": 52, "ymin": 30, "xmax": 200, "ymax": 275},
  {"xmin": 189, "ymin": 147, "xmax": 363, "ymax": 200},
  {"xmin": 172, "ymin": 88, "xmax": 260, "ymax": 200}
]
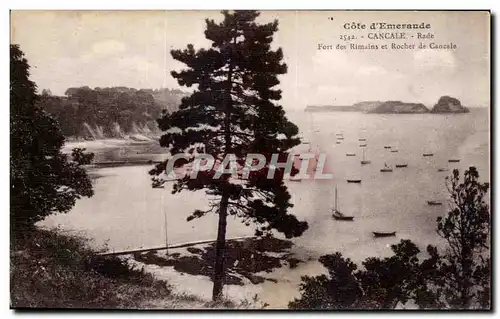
[{"xmin": 9, "ymin": 10, "xmax": 491, "ymax": 310}]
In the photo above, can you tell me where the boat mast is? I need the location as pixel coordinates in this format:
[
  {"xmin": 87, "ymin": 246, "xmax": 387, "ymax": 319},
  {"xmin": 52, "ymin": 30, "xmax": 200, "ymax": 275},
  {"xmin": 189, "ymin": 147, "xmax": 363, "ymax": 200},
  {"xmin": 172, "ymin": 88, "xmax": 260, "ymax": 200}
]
[{"xmin": 334, "ymin": 186, "xmax": 338, "ymax": 211}]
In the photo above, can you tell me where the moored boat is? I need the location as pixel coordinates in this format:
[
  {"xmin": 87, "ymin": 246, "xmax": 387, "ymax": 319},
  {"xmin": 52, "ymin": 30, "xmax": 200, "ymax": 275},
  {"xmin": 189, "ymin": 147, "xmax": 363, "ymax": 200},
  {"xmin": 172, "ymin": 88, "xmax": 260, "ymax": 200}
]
[
  {"xmin": 361, "ymin": 148, "xmax": 371, "ymax": 165},
  {"xmin": 448, "ymin": 159, "xmax": 460, "ymax": 163},
  {"xmin": 380, "ymin": 162, "xmax": 393, "ymax": 172},
  {"xmin": 373, "ymin": 231, "xmax": 396, "ymax": 238},
  {"xmin": 395, "ymin": 164, "xmax": 408, "ymax": 168},
  {"xmin": 332, "ymin": 187, "xmax": 354, "ymax": 221},
  {"xmin": 427, "ymin": 200, "xmax": 443, "ymax": 206},
  {"xmin": 346, "ymin": 153, "xmax": 356, "ymax": 156},
  {"xmin": 423, "ymin": 153, "xmax": 434, "ymax": 157},
  {"xmin": 333, "ymin": 214, "xmax": 354, "ymax": 221},
  {"xmin": 347, "ymin": 179, "xmax": 361, "ymax": 183}
]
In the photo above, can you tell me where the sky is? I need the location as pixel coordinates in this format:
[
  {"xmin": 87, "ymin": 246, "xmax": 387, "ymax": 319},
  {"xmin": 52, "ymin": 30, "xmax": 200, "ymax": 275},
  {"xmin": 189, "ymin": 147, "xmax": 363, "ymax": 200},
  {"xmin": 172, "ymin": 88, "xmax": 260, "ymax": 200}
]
[{"xmin": 11, "ymin": 10, "xmax": 490, "ymax": 110}]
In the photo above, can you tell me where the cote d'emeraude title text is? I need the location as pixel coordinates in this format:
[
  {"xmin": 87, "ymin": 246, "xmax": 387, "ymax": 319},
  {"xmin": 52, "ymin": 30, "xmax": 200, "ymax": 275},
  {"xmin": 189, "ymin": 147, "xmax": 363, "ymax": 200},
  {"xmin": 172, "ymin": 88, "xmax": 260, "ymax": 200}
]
[
  {"xmin": 342, "ymin": 22, "xmax": 431, "ymax": 30},
  {"xmin": 319, "ymin": 20, "xmax": 457, "ymax": 51}
]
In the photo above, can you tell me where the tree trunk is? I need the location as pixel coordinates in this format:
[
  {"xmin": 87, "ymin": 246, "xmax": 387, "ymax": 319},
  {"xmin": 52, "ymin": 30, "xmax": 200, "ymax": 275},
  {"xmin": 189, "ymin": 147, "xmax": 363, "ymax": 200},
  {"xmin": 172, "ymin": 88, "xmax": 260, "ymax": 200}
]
[
  {"xmin": 212, "ymin": 192, "xmax": 229, "ymax": 301},
  {"xmin": 212, "ymin": 30, "xmax": 235, "ymax": 302}
]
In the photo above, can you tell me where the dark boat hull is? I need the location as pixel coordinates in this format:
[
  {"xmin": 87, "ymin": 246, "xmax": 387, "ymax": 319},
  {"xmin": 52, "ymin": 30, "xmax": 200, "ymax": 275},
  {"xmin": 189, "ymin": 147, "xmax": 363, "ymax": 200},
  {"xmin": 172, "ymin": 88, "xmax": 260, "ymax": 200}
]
[
  {"xmin": 361, "ymin": 160, "xmax": 371, "ymax": 165},
  {"xmin": 347, "ymin": 180, "xmax": 362, "ymax": 183},
  {"xmin": 427, "ymin": 201, "xmax": 443, "ymax": 206},
  {"xmin": 448, "ymin": 159, "xmax": 460, "ymax": 163},
  {"xmin": 380, "ymin": 169, "xmax": 393, "ymax": 172},
  {"xmin": 395, "ymin": 164, "xmax": 408, "ymax": 168},
  {"xmin": 423, "ymin": 154, "xmax": 434, "ymax": 157},
  {"xmin": 346, "ymin": 154, "xmax": 356, "ymax": 156},
  {"xmin": 373, "ymin": 231, "xmax": 396, "ymax": 237},
  {"xmin": 333, "ymin": 215, "xmax": 354, "ymax": 221}
]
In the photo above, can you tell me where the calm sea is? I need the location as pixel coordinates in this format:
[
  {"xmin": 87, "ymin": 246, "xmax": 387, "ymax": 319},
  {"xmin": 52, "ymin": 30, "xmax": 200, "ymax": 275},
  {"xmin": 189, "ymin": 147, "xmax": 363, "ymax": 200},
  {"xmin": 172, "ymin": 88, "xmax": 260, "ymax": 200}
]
[{"xmin": 40, "ymin": 108, "xmax": 489, "ymax": 306}]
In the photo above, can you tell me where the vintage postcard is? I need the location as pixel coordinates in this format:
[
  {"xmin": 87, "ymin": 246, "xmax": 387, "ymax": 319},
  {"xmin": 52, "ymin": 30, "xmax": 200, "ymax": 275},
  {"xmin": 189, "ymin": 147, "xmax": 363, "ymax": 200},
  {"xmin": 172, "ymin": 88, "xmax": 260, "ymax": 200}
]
[{"xmin": 10, "ymin": 10, "xmax": 490, "ymax": 310}]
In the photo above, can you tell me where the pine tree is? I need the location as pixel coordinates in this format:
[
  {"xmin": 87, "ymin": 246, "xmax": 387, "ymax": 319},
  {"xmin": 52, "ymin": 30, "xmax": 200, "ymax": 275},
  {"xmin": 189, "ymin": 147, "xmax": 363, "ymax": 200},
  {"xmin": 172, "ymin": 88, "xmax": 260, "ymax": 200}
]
[
  {"xmin": 150, "ymin": 10, "xmax": 308, "ymax": 300},
  {"xmin": 10, "ymin": 45, "xmax": 94, "ymax": 236},
  {"xmin": 429, "ymin": 167, "xmax": 490, "ymax": 308}
]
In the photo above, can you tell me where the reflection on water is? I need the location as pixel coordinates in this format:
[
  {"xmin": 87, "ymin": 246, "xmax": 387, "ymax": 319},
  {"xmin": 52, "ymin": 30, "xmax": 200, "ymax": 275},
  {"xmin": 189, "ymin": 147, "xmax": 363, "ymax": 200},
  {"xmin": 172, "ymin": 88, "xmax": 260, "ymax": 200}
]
[{"xmin": 94, "ymin": 141, "xmax": 168, "ymax": 163}]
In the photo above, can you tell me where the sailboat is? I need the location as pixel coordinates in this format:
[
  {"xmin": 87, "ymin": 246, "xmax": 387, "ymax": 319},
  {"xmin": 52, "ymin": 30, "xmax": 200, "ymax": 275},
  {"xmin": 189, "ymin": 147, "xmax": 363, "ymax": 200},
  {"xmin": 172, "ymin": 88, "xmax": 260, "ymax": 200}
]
[
  {"xmin": 332, "ymin": 186, "xmax": 354, "ymax": 221},
  {"xmin": 380, "ymin": 162, "xmax": 393, "ymax": 172},
  {"xmin": 361, "ymin": 148, "xmax": 371, "ymax": 165}
]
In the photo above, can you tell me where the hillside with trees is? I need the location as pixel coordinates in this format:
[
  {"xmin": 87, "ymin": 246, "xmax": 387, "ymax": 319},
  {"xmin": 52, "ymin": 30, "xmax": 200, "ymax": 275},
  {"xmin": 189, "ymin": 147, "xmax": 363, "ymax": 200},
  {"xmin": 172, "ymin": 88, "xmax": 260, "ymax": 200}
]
[{"xmin": 37, "ymin": 87, "xmax": 187, "ymax": 138}]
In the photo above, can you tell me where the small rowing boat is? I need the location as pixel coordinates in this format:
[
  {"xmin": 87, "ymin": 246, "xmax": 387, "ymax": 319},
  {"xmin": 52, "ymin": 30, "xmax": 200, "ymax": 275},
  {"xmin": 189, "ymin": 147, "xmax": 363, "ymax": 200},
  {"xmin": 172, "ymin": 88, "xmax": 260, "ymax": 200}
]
[
  {"xmin": 346, "ymin": 179, "xmax": 361, "ymax": 183},
  {"xmin": 427, "ymin": 200, "xmax": 443, "ymax": 206},
  {"xmin": 373, "ymin": 231, "xmax": 396, "ymax": 238}
]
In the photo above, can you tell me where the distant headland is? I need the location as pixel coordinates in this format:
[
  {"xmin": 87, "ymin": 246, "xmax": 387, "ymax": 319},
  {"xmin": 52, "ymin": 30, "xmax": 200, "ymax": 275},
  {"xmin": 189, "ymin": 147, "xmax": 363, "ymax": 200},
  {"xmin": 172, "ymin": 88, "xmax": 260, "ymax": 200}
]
[{"xmin": 305, "ymin": 96, "xmax": 470, "ymax": 114}]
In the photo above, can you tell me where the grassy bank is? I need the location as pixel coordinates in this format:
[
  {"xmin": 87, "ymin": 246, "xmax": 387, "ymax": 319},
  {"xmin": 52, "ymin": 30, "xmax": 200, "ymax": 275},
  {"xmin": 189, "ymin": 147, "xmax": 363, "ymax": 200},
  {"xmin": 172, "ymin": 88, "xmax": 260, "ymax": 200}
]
[{"xmin": 10, "ymin": 228, "xmax": 234, "ymax": 309}]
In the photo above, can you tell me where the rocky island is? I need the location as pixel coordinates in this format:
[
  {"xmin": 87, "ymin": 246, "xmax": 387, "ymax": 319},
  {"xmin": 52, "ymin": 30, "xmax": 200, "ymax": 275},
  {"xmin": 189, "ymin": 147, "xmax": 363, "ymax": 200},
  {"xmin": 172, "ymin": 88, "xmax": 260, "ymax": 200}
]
[
  {"xmin": 431, "ymin": 96, "xmax": 469, "ymax": 113},
  {"xmin": 305, "ymin": 101, "xmax": 382, "ymax": 113},
  {"xmin": 305, "ymin": 96, "xmax": 468, "ymax": 114},
  {"xmin": 367, "ymin": 101, "xmax": 429, "ymax": 114}
]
